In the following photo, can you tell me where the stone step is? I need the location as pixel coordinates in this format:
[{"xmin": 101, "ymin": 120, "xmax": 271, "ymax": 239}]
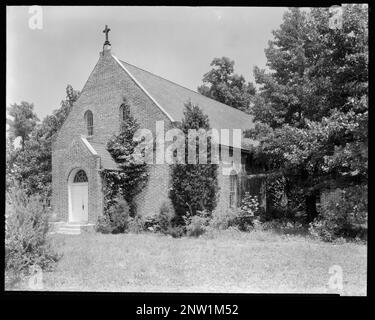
[
  {"xmin": 52, "ymin": 222, "xmax": 95, "ymax": 235},
  {"xmin": 58, "ymin": 224, "xmax": 81, "ymax": 230},
  {"xmin": 56, "ymin": 226, "xmax": 81, "ymax": 235},
  {"xmin": 57, "ymin": 229, "xmax": 81, "ymax": 235},
  {"xmin": 66, "ymin": 222, "xmax": 91, "ymax": 227},
  {"xmin": 58, "ymin": 227, "xmax": 81, "ymax": 233}
]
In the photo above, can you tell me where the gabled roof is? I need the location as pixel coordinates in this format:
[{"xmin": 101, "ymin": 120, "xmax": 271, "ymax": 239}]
[
  {"xmin": 89, "ymin": 141, "xmax": 120, "ymax": 171},
  {"xmin": 113, "ymin": 57, "xmax": 257, "ymax": 148}
]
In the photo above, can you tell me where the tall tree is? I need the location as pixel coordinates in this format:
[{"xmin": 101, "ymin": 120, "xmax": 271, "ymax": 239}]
[
  {"xmin": 198, "ymin": 57, "xmax": 256, "ymax": 112},
  {"xmin": 7, "ymin": 102, "xmax": 39, "ymax": 149},
  {"xmin": 170, "ymin": 101, "xmax": 218, "ymax": 220},
  {"xmin": 6, "ymin": 85, "xmax": 80, "ymax": 199},
  {"xmin": 249, "ymin": 5, "xmax": 368, "ymax": 221},
  {"xmin": 36, "ymin": 84, "xmax": 80, "ymax": 141}
]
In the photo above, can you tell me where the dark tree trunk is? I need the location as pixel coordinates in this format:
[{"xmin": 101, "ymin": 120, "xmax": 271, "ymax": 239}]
[{"xmin": 305, "ymin": 192, "xmax": 318, "ymax": 223}]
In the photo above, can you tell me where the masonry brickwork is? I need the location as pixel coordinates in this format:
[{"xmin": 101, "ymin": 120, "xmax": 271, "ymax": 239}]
[
  {"xmin": 52, "ymin": 47, "xmax": 246, "ymax": 224},
  {"xmin": 52, "ymin": 48, "xmax": 174, "ymax": 222}
]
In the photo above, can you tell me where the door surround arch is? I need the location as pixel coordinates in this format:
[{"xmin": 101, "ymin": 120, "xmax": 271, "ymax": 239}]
[{"xmin": 68, "ymin": 167, "xmax": 89, "ymax": 223}]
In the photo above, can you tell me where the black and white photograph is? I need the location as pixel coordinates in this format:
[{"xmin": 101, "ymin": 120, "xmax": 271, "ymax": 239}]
[{"xmin": 5, "ymin": 5, "xmax": 368, "ymax": 297}]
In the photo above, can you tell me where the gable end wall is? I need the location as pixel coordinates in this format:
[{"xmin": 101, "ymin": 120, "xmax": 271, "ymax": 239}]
[{"xmin": 52, "ymin": 50, "xmax": 174, "ymax": 221}]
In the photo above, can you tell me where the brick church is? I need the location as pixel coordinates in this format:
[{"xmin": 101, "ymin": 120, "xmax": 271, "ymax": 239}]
[{"xmin": 52, "ymin": 26, "xmax": 257, "ymax": 225}]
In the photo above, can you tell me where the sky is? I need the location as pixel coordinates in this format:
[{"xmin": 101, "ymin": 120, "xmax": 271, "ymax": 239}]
[{"xmin": 7, "ymin": 6, "xmax": 287, "ymax": 120}]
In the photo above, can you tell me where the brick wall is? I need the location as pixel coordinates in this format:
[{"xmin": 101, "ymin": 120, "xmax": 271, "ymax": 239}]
[
  {"xmin": 53, "ymin": 49, "xmax": 172, "ymax": 150},
  {"xmin": 135, "ymin": 164, "xmax": 173, "ymax": 217},
  {"xmin": 52, "ymin": 47, "xmax": 250, "ymax": 223},
  {"xmin": 52, "ymin": 48, "xmax": 174, "ymax": 222},
  {"xmin": 52, "ymin": 137, "xmax": 102, "ymax": 223}
]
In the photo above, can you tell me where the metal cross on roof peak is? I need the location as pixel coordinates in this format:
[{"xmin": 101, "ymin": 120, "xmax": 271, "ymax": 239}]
[{"xmin": 103, "ymin": 25, "xmax": 111, "ymax": 45}]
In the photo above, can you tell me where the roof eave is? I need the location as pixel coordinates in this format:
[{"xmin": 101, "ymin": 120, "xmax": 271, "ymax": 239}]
[{"xmin": 111, "ymin": 54, "xmax": 175, "ymax": 122}]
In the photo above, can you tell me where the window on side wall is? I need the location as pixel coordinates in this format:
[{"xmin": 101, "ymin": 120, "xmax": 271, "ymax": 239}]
[{"xmin": 229, "ymin": 173, "xmax": 238, "ymax": 208}]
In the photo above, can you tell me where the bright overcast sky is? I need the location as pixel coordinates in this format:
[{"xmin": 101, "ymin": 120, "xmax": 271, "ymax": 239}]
[{"xmin": 7, "ymin": 6, "xmax": 287, "ymax": 119}]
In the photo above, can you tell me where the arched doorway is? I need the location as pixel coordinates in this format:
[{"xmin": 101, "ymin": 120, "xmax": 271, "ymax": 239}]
[{"xmin": 68, "ymin": 169, "xmax": 88, "ymax": 223}]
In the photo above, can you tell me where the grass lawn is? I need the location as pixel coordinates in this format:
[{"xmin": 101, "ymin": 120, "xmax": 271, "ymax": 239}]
[{"xmin": 12, "ymin": 230, "xmax": 367, "ymax": 295}]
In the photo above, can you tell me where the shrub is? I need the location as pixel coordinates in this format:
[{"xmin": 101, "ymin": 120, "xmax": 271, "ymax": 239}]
[
  {"xmin": 264, "ymin": 175, "xmax": 306, "ymax": 223},
  {"xmin": 166, "ymin": 225, "xmax": 185, "ymax": 238},
  {"xmin": 127, "ymin": 215, "xmax": 145, "ymax": 234},
  {"xmin": 240, "ymin": 192, "xmax": 260, "ymax": 215},
  {"xmin": 109, "ymin": 199, "xmax": 131, "ymax": 234},
  {"xmin": 309, "ymin": 185, "xmax": 367, "ymax": 241},
  {"xmin": 210, "ymin": 208, "xmax": 240, "ymax": 230},
  {"xmin": 95, "ymin": 216, "xmax": 113, "ymax": 234},
  {"xmin": 258, "ymin": 219, "xmax": 307, "ymax": 236},
  {"xmin": 309, "ymin": 219, "xmax": 336, "ymax": 242},
  {"xmin": 156, "ymin": 202, "xmax": 175, "ymax": 234},
  {"xmin": 5, "ymin": 187, "xmax": 60, "ymax": 283},
  {"xmin": 209, "ymin": 194, "xmax": 260, "ymax": 232},
  {"xmin": 141, "ymin": 203, "xmax": 176, "ymax": 234},
  {"xmin": 95, "ymin": 197, "xmax": 131, "ymax": 234},
  {"xmin": 264, "ymin": 175, "xmax": 288, "ymax": 221},
  {"xmin": 145, "ymin": 202, "xmax": 188, "ymax": 237},
  {"xmin": 185, "ymin": 213, "xmax": 209, "ymax": 237},
  {"xmin": 235, "ymin": 192, "xmax": 260, "ymax": 231},
  {"xmin": 143, "ymin": 215, "xmax": 160, "ymax": 232},
  {"xmin": 144, "ymin": 202, "xmax": 215, "ymax": 237}
]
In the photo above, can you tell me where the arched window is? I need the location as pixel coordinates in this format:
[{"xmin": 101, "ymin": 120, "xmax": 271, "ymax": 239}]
[
  {"xmin": 84, "ymin": 110, "xmax": 93, "ymax": 136},
  {"xmin": 119, "ymin": 104, "xmax": 128, "ymax": 122},
  {"xmin": 229, "ymin": 173, "xmax": 238, "ymax": 208},
  {"xmin": 73, "ymin": 170, "xmax": 88, "ymax": 183}
]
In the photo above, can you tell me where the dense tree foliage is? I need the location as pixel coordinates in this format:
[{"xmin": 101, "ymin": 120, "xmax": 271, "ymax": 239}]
[
  {"xmin": 170, "ymin": 101, "xmax": 218, "ymax": 220},
  {"xmin": 7, "ymin": 102, "xmax": 39, "ymax": 149},
  {"xmin": 248, "ymin": 5, "xmax": 368, "ymax": 221},
  {"xmin": 6, "ymin": 85, "xmax": 80, "ymax": 199},
  {"xmin": 198, "ymin": 57, "xmax": 256, "ymax": 112}
]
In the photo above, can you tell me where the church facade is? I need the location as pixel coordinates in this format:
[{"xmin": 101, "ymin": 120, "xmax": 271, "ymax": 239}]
[{"xmin": 52, "ymin": 33, "xmax": 256, "ymax": 224}]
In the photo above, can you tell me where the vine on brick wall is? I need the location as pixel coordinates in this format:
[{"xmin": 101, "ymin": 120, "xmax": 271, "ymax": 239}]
[
  {"xmin": 101, "ymin": 169, "xmax": 122, "ymax": 212},
  {"xmin": 101, "ymin": 99, "xmax": 149, "ymax": 215}
]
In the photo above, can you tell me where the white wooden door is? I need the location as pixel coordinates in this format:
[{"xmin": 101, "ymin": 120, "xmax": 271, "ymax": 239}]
[
  {"xmin": 71, "ymin": 183, "xmax": 88, "ymax": 222},
  {"xmin": 82, "ymin": 185, "xmax": 88, "ymax": 222}
]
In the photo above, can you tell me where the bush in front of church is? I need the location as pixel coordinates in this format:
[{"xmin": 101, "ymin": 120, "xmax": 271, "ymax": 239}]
[
  {"xmin": 95, "ymin": 196, "xmax": 131, "ymax": 234},
  {"xmin": 127, "ymin": 215, "xmax": 145, "ymax": 234},
  {"xmin": 185, "ymin": 213, "xmax": 210, "ymax": 237},
  {"xmin": 5, "ymin": 186, "xmax": 60, "ymax": 286},
  {"xmin": 170, "ymin": 102, "xmax": 219, "ymax": 221},
  {"xmin": 95, "ymin": 216, "xmax": 113, "ymax": 234},
  {"xmin": 308, "ymin": 185, "xmax": 368, "ymax": 242},
  {"xmin": 141, "ymin": 202, "xmax": 185, "ymax": 237}
]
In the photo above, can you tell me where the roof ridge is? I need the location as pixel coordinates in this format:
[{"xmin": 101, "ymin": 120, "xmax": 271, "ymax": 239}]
[{"xmin": 120, "ymin": 59, "xmax": 239, "ymax": 111}]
